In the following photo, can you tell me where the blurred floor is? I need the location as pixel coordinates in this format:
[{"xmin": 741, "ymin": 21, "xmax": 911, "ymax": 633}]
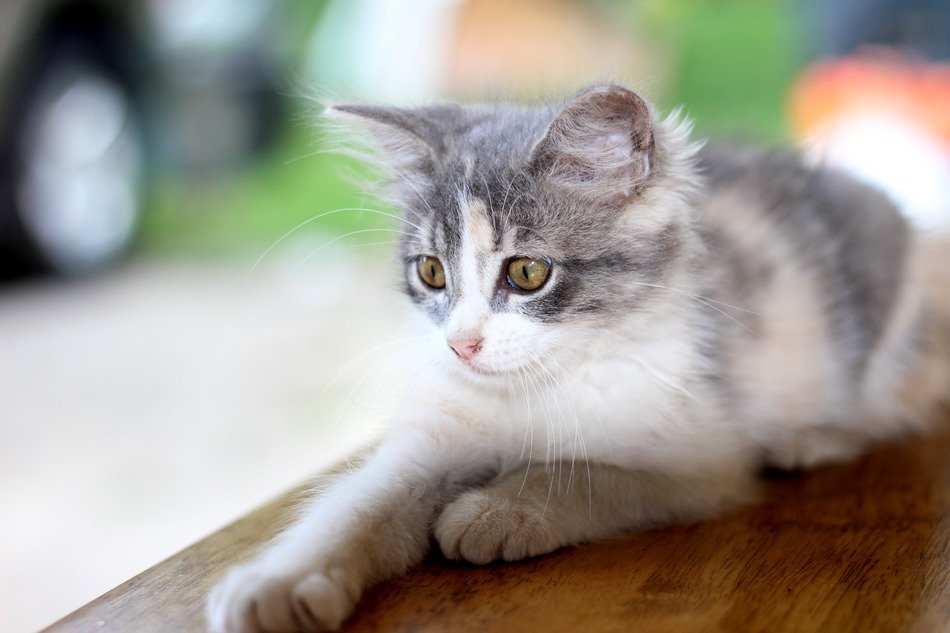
[{"xmin": 0, "ymin": 247, "xmax": 413, "ymax": 633}]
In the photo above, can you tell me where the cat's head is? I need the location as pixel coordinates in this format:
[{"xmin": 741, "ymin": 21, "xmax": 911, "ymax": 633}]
[{"xmin": 328, "ymin": 84, "xmax": 702, "ymax": 377}]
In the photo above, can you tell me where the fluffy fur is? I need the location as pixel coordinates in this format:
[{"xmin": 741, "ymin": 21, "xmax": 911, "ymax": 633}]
[{"xmin": 208, "ymin": 84, "xmax": 949, "ymax": 632}]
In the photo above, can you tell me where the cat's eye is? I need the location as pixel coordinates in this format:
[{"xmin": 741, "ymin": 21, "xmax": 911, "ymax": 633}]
[
  {"xmin": 417, "ymin": 256, "xmax": 446, "ymax": 289},
  {"xmin": 506, "ymin": 257, "xmax": 551, "ymax": 291}
]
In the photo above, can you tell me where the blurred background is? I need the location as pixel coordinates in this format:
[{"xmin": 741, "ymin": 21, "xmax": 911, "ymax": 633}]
[{"xmin": 0, "ymin": 1, "xmax": 946, "ymax": 631}]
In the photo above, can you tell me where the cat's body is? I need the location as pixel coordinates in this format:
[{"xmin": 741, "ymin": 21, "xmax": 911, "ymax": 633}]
[
  {"xmin": 209, "ymin": 85, "xmax": 949, "ymax": 633},
  {"xmin": 696, "ymin": 142, "xmax": 933, "ymax": 469}
]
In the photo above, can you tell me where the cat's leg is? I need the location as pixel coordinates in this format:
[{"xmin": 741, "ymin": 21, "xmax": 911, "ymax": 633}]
[
  {"xmin": 208, "ymin": 433, "xmax": 494, "ymax": 633},
  {"xmin": 763, "ymin": 426, "xmax": 868, "ymax": 471},
  {"xmin": 435, "ymin": 460, "xmax": 754, "ymax": 564}
]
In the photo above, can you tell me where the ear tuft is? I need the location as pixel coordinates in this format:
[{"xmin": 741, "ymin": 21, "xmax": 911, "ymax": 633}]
[
  {"xmin": 531, "ymin": 84, "xmax": 655, "ymax": 207},
  {"xmin": 325, "ymin": 103, "xmax": 447, "ymax": 174}
]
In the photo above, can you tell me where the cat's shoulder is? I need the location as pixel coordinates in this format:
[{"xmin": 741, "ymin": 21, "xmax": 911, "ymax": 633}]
[{"xmin": 695, "ymin": 139, "xmax": 908, "ymax": 241}]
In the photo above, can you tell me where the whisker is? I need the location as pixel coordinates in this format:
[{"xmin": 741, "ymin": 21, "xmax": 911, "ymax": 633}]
[
  {"xmin": 283, "ymin": 147, "xmax": 439, "ymax": 221},
  {"xmin": 523, "ymin": 361, "xmax": 555, "ymax": 474},
  {"xmin": 628, "ymin": 281, "xmax": 759, "ymax": 336},
  {"xmin": 596, "ymin": 330, "xmax": 699, "ymax": 402},
  {"xmin": 338, "ymin": 345, "xmax": 419, "ymax": 431},
  {"xmin": 526, "ymin": 360, "xmax": 567, "ymax": 496},
  {"xmin": 516, "ymin": 368, "xmax": 535, "ymax": 498},
  {"xmin": 246, "ymin": 207, "xmax": 425, "ymax": 278},
  {"xmin": 534, "ymin": 360, "xmax": 570, "ymax": 495},
  {"xmin": 322, "ymin": 334, "xmax": 429, "ymax": 395},
  {"xmin": 352, "ymin": 240, "xmax": 403, "ymax": 248},
  {"xmin": 543, "ymin": 352, "xmax": 593, "ymax": 507},
  {"xmin": 537, "ymin": 356, "xmax": 586, "ymax": 498},
  {"xmin": 629, "ymin": 281, "xmax": 759, "ymax": 315},
  {"xmin": 292, "ymin": 228, "xmax": 404, "ymax": 273}
]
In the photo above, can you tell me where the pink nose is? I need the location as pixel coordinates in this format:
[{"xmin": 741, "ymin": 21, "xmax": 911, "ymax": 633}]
[{"xmin": 448, "ymin": 337, "xmax": 483, "ymax": 361}]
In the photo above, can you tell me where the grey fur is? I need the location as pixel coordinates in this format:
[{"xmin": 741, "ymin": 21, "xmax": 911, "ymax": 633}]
[
  {"xmin": 332, "ymin": 81, "xmax": 920, "ymax": 411},
  {"xmin": 698, "ymin": 142, "xmax": 911, "ymax": 385},
  {"xmin": 330, "ymin": 85, "xmax": 685, "ymax": 326}
]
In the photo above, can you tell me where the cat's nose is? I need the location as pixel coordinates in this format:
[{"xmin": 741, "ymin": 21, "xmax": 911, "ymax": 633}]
[{"xmin": 448, "ymin": 336, "xmax": 483, "ymax": 361}]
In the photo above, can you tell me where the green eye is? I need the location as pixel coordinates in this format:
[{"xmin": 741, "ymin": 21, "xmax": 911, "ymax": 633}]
[
  {"xmin": 506, "ymin": 257, "xmax": 551, "ymax": 291},
  {"xmin": 417, "ymin": 256, "xmax": 446, "ymax": 289}
]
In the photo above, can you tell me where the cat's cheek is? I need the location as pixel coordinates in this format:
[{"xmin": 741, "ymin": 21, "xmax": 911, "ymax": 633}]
[{"xmin": 476, "ymin": 314, "xmax": 544, "ymax": 370}]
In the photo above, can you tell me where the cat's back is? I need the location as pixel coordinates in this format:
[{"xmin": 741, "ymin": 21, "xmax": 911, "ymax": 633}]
[
  {"xmin": 696, "ymin": 142, "xmax": 909, "ymax": 261},
  {"xmin": 695, "ymin": 141, "xmax": 912, "ymax": 362},
  {"xmin": 693, "ymin": 141, "xmax": 923, "ymax": 446}
]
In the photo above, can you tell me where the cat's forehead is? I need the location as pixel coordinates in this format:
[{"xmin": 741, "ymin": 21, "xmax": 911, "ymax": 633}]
[
  {"xmin": 420, "ymin": 172, "xmax": 542, "ymax": 256},
  {"xmin": 438, "ymin": 106, "xmax": 551, "ymax": 188},
  {"xmin": 403, "ymin": 103, "xmax": 617, "ymax": 256},
  {"xmin": 457, "ymin": 105, "xmax": 553, "ymax": 159},
  {"xmin": 418, "ymin": 184, "xmax": 586, "ymax": 264}
]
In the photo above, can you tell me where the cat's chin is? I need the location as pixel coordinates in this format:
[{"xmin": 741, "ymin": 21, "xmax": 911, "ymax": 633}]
[
  {"xmin": 445, "ymin": 357, "xmax": 535, "ymax": 384},
  {"xmin": 466, "ymin": 363, "xmax": 510, "ymax": 377},
  {"xmin": 446, "ymin": 360, "xmax": 508, "ymax": 379}
]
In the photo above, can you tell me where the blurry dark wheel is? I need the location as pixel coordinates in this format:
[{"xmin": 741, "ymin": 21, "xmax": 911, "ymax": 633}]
[{"xmin": 6, "ymin": 50, "xmax": 147, "ymax": 275}]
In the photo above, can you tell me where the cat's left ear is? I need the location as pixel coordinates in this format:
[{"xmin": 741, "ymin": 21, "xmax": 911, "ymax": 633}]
[
  {"xmin": 530, "ymin": 84, "xmax": 655, "ymax": 208},
  {"xmin": 325, "ymin": 103, "xmax": 460, "ymax": 174}
]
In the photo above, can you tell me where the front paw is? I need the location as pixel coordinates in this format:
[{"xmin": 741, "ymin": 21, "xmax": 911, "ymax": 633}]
[
  {"xmin": 434, "ymin": 488, "xmax": 563, "ymax": 564},
  {"xmin": 207, "ymin": 562, "xmax": 359, "ymax": 633}
]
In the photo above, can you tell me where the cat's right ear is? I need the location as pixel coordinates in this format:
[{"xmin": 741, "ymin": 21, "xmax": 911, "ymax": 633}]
[{"xmin": 324, "ymin": 103, "xmax": 456, "ymax": 174}]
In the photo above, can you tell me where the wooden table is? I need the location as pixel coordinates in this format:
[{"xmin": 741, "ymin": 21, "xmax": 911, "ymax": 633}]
[{"xmin": 45, "ymin": 429, "xmax": 949, "ymax": 632}]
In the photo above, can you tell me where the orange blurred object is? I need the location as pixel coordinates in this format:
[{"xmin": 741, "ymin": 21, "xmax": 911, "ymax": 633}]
[
  {"xmin": 789, "ymin": 53, "xmax": 949, "ymax": 229},
  {"xmin": 790, "ymin": 54, "xmax": 950, "ymax": 149}
]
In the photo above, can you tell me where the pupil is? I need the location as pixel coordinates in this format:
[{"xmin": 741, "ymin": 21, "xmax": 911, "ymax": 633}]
[
  {"xmin": 430, "ymin": 265, "xmax": 436, "ymax": 279},
  {"xmin": 521, "ymin": 264, "xmax": 529, "ymax": 280}
]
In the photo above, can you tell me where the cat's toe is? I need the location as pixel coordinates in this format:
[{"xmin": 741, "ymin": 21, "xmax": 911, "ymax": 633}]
[
  {"xmin": 207, "ymin": 565, "xmax": 355, "ymax": 633},
  {"xmin": 291, "ymin": 572, "xmax": 355, "ymax": 632},
  {"xmin": 435, "ymin": 490, "xmax": 558, "ymax": 564},
  {"xmin": 207, "ymin": 566, "xmax": 273, "ymax": 633}
]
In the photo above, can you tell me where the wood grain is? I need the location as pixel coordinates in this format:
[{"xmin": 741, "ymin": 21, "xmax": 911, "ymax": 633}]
[{"xmin": 44, "ymin": 427, "xmax": 950, "ymax": 633}]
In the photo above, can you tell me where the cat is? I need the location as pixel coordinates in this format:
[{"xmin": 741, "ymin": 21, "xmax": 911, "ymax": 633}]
[{"xmin": 207, "ymin": 84, "xmax": 950, "ymax": 632}]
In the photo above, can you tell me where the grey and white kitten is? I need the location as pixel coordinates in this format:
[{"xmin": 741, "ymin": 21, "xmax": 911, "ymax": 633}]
[{"xmin": 209, "ymin": 84, "xmax": 949, "ymax": 632}]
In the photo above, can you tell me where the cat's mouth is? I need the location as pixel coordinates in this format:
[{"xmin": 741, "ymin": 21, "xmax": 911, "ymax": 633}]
[
  {"xmin": 467, "ymin": 363, "xmax": 508, "ymax": 377},
  {"xmin": 444, "ymin": 352, "xmax": 511, "ymax": 379},
  {"xmin": 450, "ymin": 354, "xmax": 537, "ymax": 380},
  {"xmin": 452, "ymin": 359, "xmax": 502, "ymax": 376}
]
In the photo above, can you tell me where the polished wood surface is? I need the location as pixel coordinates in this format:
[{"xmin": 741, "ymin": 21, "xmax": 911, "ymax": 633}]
[{"xmin": 45, "ymin": 428, "xmax": 949, "ymax": 633}]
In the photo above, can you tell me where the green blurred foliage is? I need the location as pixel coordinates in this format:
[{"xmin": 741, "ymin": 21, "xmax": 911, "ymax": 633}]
[
  {"xmin": 141, "ymin": 0, "xmax": 805, "ymax": 258},
  {"xmin": 141, "ymin": 129, "xmax": 384, "ymax": 257},
  {"xmin": 642, "ymin": 0, "xmax": 805, "ymax": 141}
]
